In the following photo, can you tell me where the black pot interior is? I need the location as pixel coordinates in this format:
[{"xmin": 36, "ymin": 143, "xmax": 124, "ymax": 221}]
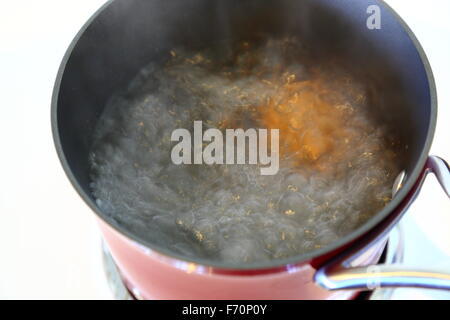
[{"xmin": 54, "ymin": 0, "xmax": 433, "ymax": 265}]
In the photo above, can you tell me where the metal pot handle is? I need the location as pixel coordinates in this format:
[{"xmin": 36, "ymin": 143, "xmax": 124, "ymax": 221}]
[{"xmin": 315, "ymin": 156, "xmax": 450, "ymax": 291}]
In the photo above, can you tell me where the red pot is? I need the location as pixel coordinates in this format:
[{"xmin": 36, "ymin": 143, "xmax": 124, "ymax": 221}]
[{"xmin": 52, "ymin": 0, "xmax": 450, "ymax": 299}]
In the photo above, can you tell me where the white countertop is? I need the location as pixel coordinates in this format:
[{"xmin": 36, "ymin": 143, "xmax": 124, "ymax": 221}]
[{"xmin": 0, "ymin": 0, "xmax": 449, "ymax": 299}]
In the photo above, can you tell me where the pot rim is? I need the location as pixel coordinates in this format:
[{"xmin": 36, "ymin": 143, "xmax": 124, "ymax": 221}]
[{"xmin": 51, "ymin": 0, "xmax": 437, "ymax": 272}]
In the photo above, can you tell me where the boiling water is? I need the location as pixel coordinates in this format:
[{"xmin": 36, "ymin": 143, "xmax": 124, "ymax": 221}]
[{"xmin": 90, "ymin": 38, "xmax": 402, "ymax": 263}]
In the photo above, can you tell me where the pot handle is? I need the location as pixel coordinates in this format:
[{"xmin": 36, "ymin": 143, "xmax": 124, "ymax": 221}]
[{"xmin": 315, "ymin": 156, "xmax": 450, "ymax": 291}]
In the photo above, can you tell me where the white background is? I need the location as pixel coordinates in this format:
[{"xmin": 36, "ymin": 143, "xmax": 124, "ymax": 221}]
[{"xmin": 0, "ymin": 0, "xmax": 449, "ymax": 299}]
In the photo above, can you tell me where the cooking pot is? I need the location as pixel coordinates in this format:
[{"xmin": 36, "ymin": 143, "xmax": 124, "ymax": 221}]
[{"xmin": 52, "ymin": 0, "xmax": 450, "ymax": 299}]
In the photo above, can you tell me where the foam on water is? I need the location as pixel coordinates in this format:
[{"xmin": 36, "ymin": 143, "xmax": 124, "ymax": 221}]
[{"xmin": 90, "ymin": 38, "xmax": 402, "ymax": 263}]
